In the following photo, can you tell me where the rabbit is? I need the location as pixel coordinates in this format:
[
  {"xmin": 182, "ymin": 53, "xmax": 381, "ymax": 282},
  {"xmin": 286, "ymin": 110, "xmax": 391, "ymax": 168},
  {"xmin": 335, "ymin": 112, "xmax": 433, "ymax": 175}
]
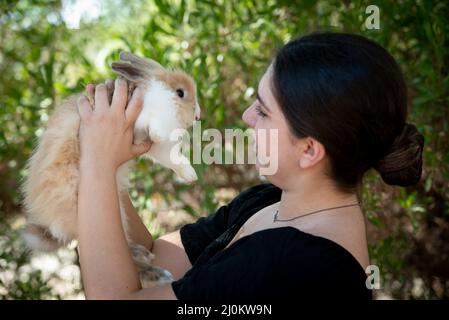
[{"xmin": 21, "ymin": 52, "xmax": 201, "ymax": 287}]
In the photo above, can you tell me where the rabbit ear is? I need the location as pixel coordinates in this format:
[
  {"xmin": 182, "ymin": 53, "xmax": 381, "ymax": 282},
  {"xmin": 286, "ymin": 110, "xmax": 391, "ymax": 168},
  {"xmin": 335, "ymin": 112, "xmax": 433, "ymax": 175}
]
[
  {"xmin": 111, "ymin": 61, "xmax": 146, "ymax": 82},
  {"xmin": 118, "ymin": 52, "xmax": 166, "ymax": 77}
]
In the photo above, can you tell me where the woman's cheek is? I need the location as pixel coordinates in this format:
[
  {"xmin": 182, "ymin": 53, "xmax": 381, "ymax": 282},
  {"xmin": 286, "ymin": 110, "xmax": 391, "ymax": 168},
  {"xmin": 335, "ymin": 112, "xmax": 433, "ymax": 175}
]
[{"xmin": 254, "ymin": 125, "xmax": 276, "ymax": 168}]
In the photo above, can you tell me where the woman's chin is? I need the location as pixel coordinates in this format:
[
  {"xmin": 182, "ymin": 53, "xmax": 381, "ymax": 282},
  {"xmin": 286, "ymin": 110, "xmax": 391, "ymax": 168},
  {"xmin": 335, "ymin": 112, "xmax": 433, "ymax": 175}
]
[{"xmin": 255, "ymin": 160, "xmax": 268, "ymax": 178}]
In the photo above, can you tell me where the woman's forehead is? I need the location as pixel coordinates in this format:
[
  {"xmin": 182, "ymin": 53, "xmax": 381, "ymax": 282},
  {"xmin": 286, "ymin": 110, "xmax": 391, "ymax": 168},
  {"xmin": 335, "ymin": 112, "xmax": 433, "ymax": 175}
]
[
  {"xmin": 260, "ymin": 64, "xmax": 274, "ymax": 87},
  {"xmin": 258, "ymin": 68, "xmax": 277, "ymax": 108}
]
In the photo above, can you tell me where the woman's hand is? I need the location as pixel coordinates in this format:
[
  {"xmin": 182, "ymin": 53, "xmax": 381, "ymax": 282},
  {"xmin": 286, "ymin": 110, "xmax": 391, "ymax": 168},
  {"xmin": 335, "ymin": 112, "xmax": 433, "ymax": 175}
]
[{"xmin": 77, "ymin": 78, "xmax": 152, "ymax": 172}]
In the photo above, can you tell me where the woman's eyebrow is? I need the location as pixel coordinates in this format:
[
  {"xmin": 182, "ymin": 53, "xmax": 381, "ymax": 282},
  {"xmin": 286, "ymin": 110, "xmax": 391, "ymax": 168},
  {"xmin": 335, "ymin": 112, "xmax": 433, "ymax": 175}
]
[{"xmin": 256, "ymin": 90, "xmax": 271, "ymax": 113}]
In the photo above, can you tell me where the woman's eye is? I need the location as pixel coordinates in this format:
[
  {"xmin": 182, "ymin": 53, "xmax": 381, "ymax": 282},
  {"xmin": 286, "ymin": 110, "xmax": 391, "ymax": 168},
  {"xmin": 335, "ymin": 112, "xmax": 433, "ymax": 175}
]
[
  {"xmin": 255, "ymin": 104, "xmax": 267, "ymax": 118},
  {"xmin": 176, "ymin": 89, "xmax": 184, "ymax": 98}
]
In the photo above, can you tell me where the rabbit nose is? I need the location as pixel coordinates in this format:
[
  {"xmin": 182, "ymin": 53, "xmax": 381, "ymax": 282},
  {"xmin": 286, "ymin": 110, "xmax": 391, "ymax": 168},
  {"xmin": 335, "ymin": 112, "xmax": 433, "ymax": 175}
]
[{"xmin": 194, "ymin": 103, "xmax": 201, "ymax": 121}]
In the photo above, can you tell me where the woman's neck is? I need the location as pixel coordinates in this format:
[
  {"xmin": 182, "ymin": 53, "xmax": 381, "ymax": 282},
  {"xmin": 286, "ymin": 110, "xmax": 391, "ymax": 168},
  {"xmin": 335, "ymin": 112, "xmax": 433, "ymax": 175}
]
[{"xmin": 277, "ymin": 180, "xmax": 359, "ymax": 220}]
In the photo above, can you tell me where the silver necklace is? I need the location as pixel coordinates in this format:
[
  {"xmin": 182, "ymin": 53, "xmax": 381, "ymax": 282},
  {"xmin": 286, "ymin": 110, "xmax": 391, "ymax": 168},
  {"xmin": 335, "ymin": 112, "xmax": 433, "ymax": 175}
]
[{"xmin": 273, "ymin": 202, "xmax": 361, "ymax": 223}]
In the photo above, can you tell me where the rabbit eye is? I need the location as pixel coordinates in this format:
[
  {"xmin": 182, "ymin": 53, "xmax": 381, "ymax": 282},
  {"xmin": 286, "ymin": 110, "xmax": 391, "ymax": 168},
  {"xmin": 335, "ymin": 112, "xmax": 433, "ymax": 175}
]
[{"xmin": 176, "ymin": 89, "xmax": 185, "ymax": 98}]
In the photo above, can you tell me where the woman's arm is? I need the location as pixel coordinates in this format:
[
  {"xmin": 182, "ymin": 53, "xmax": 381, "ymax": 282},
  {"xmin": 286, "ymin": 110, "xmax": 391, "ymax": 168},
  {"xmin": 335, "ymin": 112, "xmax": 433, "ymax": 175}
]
[
  {"xmin": 152, "ymin": 230, "xmax": 192, "ymax": 280},
  {"xmin": 120, "ymin": 191, "xmax": 193, "ymax": 280},
  {"xmin": 78, "ymin": 163, "xmax": 142, "ymax": 299},
  {"xmin": 119, "ymin": 191, "xmax": 153, "ymax": 251}
]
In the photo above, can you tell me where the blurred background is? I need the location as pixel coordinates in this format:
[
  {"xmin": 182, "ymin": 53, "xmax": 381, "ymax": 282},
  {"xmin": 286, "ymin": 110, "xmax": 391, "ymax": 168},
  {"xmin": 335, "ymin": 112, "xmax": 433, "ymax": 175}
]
[{"xmin": 0, "ymin": 0, "xmax": 448, "ymax": 299}]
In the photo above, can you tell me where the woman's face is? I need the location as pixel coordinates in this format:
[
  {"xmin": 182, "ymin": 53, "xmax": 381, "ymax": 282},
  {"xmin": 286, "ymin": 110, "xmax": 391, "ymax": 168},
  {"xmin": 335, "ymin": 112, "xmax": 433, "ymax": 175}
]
[{"xmin": 242, "ymin": 66, "xmax": 303, "ymax": 187}]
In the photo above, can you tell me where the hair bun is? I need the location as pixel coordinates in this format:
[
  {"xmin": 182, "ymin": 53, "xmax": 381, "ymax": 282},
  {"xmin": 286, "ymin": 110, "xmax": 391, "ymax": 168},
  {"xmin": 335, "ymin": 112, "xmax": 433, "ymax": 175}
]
[{"xmin": 374, "ymin": 123, "xmax": 424, "ymax": 187}]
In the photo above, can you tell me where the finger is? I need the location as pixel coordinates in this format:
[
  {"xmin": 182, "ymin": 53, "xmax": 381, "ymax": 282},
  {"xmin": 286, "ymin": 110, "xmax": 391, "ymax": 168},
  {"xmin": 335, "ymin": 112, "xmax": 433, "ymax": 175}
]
[
  {"xmin": 125, "ymin": 87, "xmax": 144, "ymax": 124},
  {"xmin": 94, "ymin": 84, "xmax": 109, "ymax": 111},
  {"xmin": 86, "ymin": 83, "xmax": 95, "ymax": 96},
  {"xmin": 85, "ymin": 83, "xmax": 95, "ymax": 105},
  {"xmin": 111, "ymin": 78, "xmax": 128, "ymax": 113},
  {"xmin": 105, "ymin": 78, "xmax": 114, "ymax": 92},
  {"xmin": 128, "ymin": 82, "xmax": 136, "ymax": 97},
  {"xmin": 105, "ymin": 78, "xmax": 114, "ymax": 104},
  {"xmin": 77, "ymin": 95, "xmax": 93, "ymax": 119},
  {"xmin": 132, "ymin": 140, "xmax": 153, "ymax": 156}
]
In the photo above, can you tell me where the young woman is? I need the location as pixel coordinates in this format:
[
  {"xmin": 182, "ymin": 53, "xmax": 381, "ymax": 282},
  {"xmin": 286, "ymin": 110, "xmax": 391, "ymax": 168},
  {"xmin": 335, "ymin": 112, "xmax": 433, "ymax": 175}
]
[{"xmin": 76, "ymin": 32, "xmax": 424, "ymax": 299}]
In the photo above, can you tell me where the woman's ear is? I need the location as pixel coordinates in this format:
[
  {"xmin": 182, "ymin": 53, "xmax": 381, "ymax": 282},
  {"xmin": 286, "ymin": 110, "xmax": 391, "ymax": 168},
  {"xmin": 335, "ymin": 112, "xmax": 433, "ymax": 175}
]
[{"xmin": 297, "ymin": 137, "xmax": 326, "ymax": 168}]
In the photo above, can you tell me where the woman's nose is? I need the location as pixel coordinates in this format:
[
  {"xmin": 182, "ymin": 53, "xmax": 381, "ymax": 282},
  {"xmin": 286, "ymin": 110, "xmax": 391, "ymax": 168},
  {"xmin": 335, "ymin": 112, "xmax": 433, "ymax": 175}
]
[{"xmin": 242, "ymin": 104, "xmax": 256, "ymax": 128}]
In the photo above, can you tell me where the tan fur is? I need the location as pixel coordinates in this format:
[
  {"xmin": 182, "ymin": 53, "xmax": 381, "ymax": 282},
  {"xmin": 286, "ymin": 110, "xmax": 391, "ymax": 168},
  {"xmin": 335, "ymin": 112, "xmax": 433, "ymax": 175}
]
[{"xmin": 22, "ymin": 95, "xmax": 81, "ymax": 244}]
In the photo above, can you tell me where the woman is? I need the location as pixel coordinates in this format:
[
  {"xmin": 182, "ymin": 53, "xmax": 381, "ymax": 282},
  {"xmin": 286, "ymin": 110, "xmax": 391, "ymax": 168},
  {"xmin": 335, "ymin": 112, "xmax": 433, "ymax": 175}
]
[{"xmin": 76, "ymin": 32, "xmax": 424, "ymax": 299}]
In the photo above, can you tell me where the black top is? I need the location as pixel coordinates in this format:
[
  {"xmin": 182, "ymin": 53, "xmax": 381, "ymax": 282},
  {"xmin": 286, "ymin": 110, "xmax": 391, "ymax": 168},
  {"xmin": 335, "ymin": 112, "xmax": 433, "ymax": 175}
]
[{"xmin": 171, "ymin": 183, "xmax": 372, "ymax": 300}]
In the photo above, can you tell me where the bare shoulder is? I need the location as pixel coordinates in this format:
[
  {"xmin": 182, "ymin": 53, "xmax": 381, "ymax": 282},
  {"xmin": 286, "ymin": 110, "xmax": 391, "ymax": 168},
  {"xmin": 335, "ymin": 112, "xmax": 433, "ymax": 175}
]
[{"xmin": 297, "ymin": 210, "xmax": 370, "ymax": 270}]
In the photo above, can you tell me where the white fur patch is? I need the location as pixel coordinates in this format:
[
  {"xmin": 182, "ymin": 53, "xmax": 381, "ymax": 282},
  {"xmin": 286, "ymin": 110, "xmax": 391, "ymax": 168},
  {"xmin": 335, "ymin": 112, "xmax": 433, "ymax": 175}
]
[
  {"xmin": 132, "ymin": 79, "xmax": 198, "ymax": 183},
  {"xmin": 135, "ymin": 80, "xmax": 181, "ymax": 143}
]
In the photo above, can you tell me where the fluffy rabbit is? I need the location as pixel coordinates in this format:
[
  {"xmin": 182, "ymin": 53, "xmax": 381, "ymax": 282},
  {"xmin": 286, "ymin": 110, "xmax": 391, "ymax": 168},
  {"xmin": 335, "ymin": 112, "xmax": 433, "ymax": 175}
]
[{"xmin": 21, "ymin": 52, "xmax": 201, "ymax": 287}]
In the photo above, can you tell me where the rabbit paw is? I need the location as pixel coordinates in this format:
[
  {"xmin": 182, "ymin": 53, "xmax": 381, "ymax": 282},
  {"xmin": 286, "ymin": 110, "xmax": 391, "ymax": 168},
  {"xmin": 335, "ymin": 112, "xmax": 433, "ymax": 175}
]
[
  {"xmin": 139, "ymin": 265, "xmax": 174, "ymax": 288},
  {"xmin": 129, "ymin": 243, "xmax": 154, "ymax": 269},
  {"xmin": 129, "ymin": 243, "xmax": 174, "ymax": 287},
  {"xmin": 174, "ymin": 165, "xmax": 197, "ymax": 183}
]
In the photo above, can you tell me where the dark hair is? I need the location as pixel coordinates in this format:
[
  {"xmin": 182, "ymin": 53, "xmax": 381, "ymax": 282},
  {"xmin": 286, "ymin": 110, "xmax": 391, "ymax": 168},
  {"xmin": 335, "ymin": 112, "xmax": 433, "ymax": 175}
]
[{"xmin": 271, "ymin": 32, "xmax": 424, "ymax": 192}]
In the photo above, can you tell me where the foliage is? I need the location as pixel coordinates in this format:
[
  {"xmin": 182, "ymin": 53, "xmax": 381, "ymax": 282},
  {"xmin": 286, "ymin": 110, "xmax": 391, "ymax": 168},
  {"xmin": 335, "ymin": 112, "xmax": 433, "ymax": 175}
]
[{"xmin": 0, "ymin": 0, "xmax": 448, "ymax": 299}]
